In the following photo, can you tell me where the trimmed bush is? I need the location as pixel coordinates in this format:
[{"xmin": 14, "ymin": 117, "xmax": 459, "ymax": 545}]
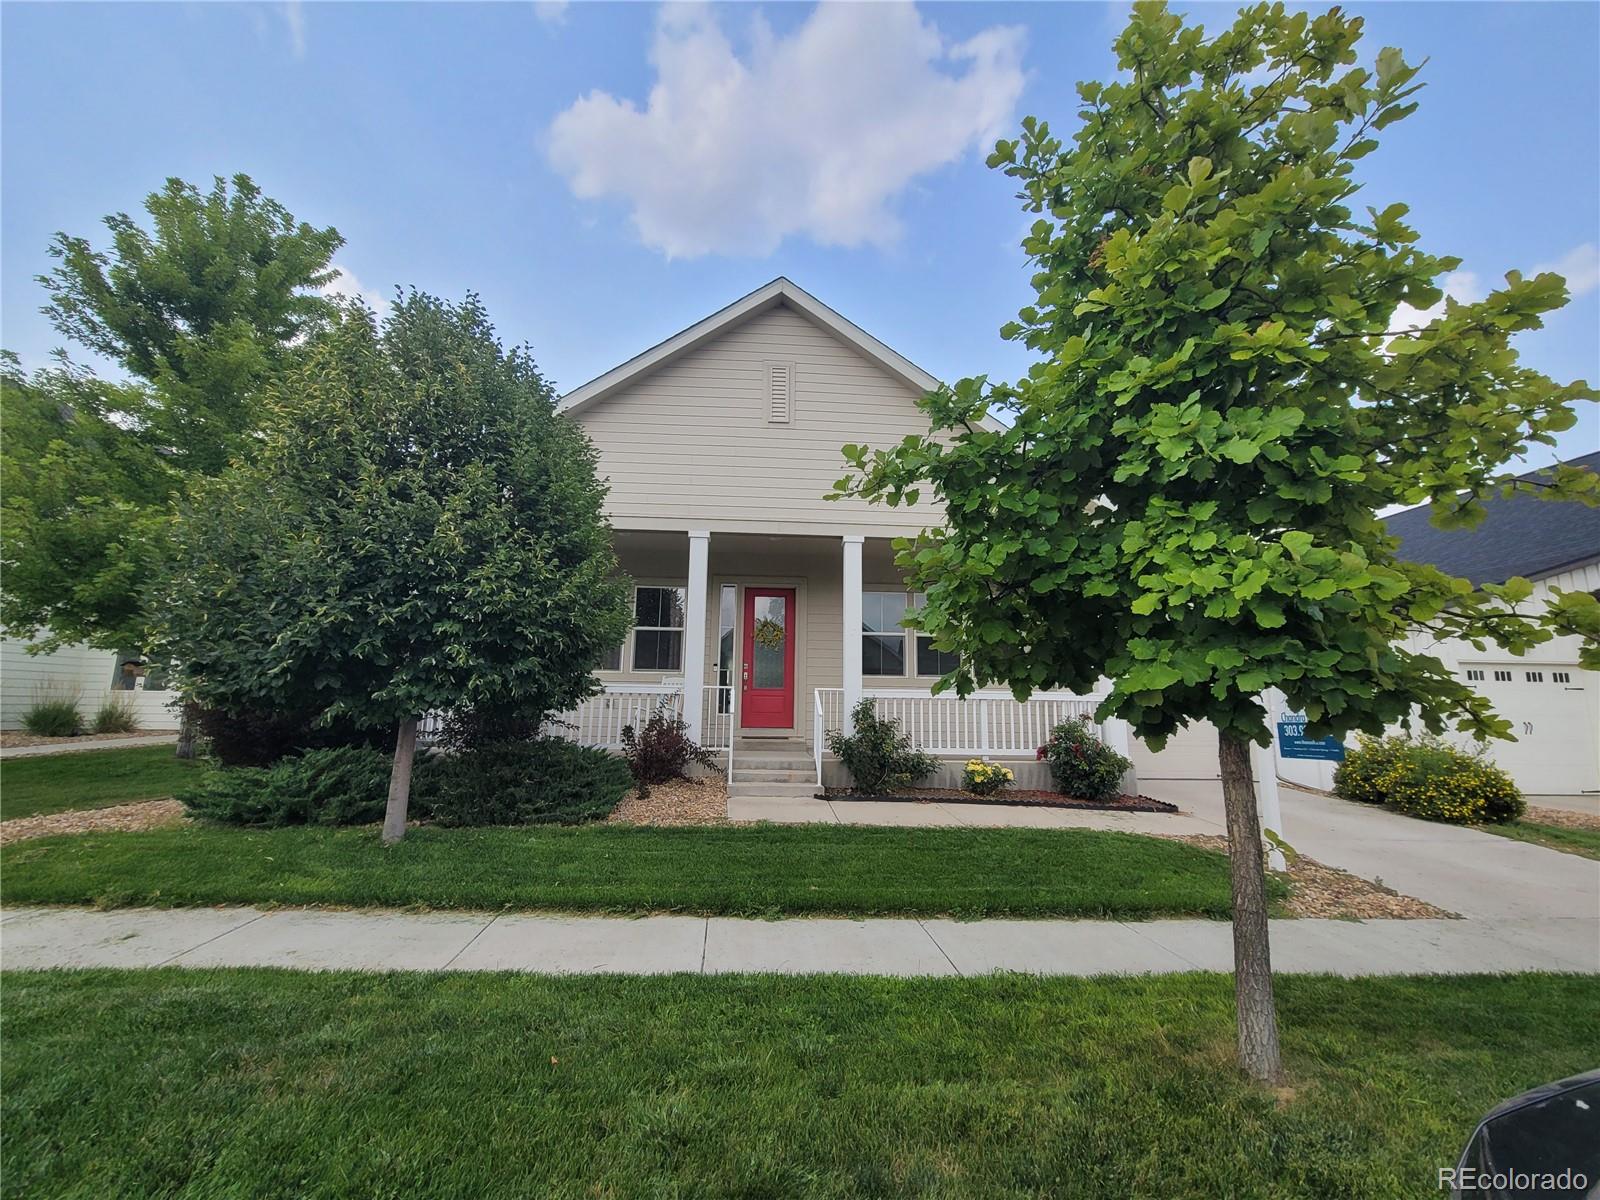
[
  {"xmin": 1330, "ymin": 733, "xmax": 1410, "ymax": 805},
  {"xmin": 1335, "ymin": 734, "xmax": 1523, "ymax": 825},
  {"xmin": 1041, "ymin": 716, "xmax": 1130, "ymax": 801},
  {"xmin": 92, "ymin": 695, "xmax": 141, "ymax": 734},
  {"xmin": 179, "ymin": 746, "xmax": 392, "ymax": 827},
  {"xmin": 414, "ymin": 738, "xmax": 632, "ymax": 826},
  {"xmin": 962, "ymin": 759, "xmax": 1014, "ymax": 797},
  {"xmin": 826, "ymin": 699, "xmax": 938, "ymax": 794},
  {"xmin": 21, "ymin": 690, "xmax": 83, "ymax": 738},
  {"xmin": 192, "ymin": 706, "xmax": 390, "ymax": 768},
  {"xmin": 620, "ymin": 705, "xmax": 718, "ymax": 798}
]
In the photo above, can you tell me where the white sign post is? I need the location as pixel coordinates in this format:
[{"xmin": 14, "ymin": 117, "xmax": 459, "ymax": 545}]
[{"xmin": 1256, "ymin": 691, "xmax": 1287, "ymax": 871}]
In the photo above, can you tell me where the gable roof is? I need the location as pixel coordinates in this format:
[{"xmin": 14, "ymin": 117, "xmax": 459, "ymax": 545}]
[
  {"xmin": 558, "ymin": 277, "xmax": 953, "ymax": 419},
  {"xmin": 1385, "ymin": 450, "xmax": 1600, "ymax": 585}
]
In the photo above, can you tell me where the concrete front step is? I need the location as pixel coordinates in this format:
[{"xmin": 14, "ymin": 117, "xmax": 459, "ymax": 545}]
[
  {"xmin": 733, "ymin": 740, "xmax": 808, "ymax": 753},
  {"xmin": 730, "ymin": 753, "xmax": 814, "ymax": 770},
  {"xmin": 730, "ymin": 768, "xmax": 815, "ymax": 784},
  {"xmin": 727, "ymin": 781, "xmax": 821, "ymax": 799}
]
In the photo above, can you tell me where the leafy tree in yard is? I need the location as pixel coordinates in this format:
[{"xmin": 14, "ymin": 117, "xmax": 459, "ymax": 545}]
[
  {"xmin": 37, "ymin": 174, "xmax": 343, "ymax": 475},
  {"xmin": 834, "ymin": 1, "xmax": 1599, "ymax": 1081},
  {"xmin": 2, "ymin": 175, "xmax": 343, "ymax": 754},
  {"xmin": 153, "ymin": 293, "xmax": 632, "ymax": 843},
  {"xmin": 1, "ymin": 355, "xmax": 177, "ymax": 653}
]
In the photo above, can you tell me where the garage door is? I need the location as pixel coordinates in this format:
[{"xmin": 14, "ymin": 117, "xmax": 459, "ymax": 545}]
[
  {"xmin": 1134, "ymin": 720, "xmax": 1225, "ymax": 780},
  {"xmin": 1461, "ymin": 663, "xmax": 1600, "ymax": 795}
]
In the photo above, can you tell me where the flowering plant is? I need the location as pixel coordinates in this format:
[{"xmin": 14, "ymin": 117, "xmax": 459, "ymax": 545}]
[
  {"xmin": 962, "ymin": 758, "xmax": 1015, "ymax": 797},
  {"xmin": 1042, "ymin": 715, "xmax": 1130, "ymax": 800}
]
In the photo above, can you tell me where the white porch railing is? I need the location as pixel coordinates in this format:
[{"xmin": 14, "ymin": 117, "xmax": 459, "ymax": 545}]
[
  {"xmin": 814, "ymin": 687, "xmax": 1105, "ymax": 784},
  {"xmin": 418, "ymin": 683, "xmax": 735, "ymax": 782}
]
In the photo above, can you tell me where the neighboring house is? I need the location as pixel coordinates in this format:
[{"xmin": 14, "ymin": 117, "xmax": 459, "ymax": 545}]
[
  {"xmin": 0, "ymin": 635, "xmax": 179, "ymax": 731},
  {"xmin": 1386, "ymin": 451, "xmax": 1600, "ymax": 795},
  {"xmin": 555, "ymin": 277, "xmax": 1141, "ymax": 794}
]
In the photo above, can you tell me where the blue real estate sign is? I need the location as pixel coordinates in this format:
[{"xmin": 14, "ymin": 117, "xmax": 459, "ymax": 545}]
[{"xmin": 1276, "ymin": 711, "xmax": 1346, "ymax": 761}]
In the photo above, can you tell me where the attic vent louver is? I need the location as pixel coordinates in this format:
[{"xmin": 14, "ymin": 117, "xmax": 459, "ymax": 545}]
[{"xmin": 767, "ymin": 362, "xmax": 793, "ymax": 424}]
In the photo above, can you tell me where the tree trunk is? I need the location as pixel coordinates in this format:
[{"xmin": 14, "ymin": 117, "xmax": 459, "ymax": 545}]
[
  {"xmin": 1219, "ymin": 730, "xmax": 1284, "ymax": 1084},
  {"xmin": 382, "ymin": 718, "xmax": 419, "ymax": 846},
  {"xmin": 175, "ymin": 701, "xmax": 198, "ymax": 761}
]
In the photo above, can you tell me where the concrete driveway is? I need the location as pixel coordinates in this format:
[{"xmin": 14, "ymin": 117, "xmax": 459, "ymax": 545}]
[{"xmin": 1144, "ymin": 780, "xmax": 1600, "ymax": 921}]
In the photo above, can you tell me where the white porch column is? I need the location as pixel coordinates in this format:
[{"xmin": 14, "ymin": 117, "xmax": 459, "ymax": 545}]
[
  {"xmin": 841, "ymin": 535, "xmax": 864, "ymax": 734},
  {"xmin": 681, "ymin": 530, "xmax": 711, "ymax": 742}
]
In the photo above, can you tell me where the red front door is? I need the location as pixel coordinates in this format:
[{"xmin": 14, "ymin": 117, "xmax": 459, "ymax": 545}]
[{"xmin": 742, "ymin": 587, "xmax": 796, "ymax": 729}]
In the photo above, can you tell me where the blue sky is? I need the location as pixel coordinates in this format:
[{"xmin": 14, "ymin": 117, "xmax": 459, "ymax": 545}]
[{"xmin": 3, "ymin": 1, "xmax": 1596, "ymax": 464}]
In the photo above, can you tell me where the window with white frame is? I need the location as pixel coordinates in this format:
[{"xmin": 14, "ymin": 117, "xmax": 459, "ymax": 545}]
[
  {"xmin": 861, "ymin": 591, "xmax": 960, "ymax": 677},
  {"xmin": 715, "ymin": 584, "xmax": 736, "ymax": 711},
  {"xmin": 909, "ymin": 593, "xmax": 960, "ymax": 676},
  {"xmin": 861, "ymin": 591, "xmax": 909, "ymax": 676},
  {"xmin": 631, "ymin": 585, "xmax": 685, "ymax": 672}
]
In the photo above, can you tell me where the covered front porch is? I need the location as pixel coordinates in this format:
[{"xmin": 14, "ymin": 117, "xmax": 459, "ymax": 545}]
[{"xmin": 555, "ymin": 527, "xmax": 1131, "ymax": 787}]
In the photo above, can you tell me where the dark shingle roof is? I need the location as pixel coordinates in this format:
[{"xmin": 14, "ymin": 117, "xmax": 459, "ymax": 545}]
[{"xmin": 1384, "ymin": 450, "xmax": 1600, "ymax": 585}]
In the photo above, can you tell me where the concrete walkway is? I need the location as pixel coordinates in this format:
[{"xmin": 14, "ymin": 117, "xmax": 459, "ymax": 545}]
[
  {"xmin": 2, "ymin": 905, "xmax": 1596, "ymax": 976},
  {"xmin": 0, "ymin": 733, "xmax": 179, "ymax": 759}
]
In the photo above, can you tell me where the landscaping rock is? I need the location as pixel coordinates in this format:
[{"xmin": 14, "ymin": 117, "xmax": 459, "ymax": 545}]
[{"xmin": 1168, "ymin": 833, "xmax": 1453, "ymax": 920}]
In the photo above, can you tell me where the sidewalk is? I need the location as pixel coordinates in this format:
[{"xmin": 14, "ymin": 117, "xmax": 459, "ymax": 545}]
[
  {"xmin": 0, "ymin": 733, "xmax": 179, "ymax": 759},
  {"xmin": 3, "ymin": 906, "xmax": 1595, "ymax": 976}
]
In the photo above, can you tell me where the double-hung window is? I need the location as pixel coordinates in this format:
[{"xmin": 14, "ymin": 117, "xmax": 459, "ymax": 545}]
[
  {"xmin": 909, "ymin": 593, "xmax": 960, "ymax": 676},
  {"xmin": 861, "ymin": 591, "xmax": 960, "ymax": 677},
  {"xmin": 861, "ymin": 591, "xmax": 909, "ymax": 676},
  {"xmin": 631, "ymin": 585, "xmax": 686, "ymax": 672}
]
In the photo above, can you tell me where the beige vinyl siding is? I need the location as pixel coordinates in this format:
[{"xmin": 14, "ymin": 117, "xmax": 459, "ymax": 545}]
[{"xmin": 574, "ymin": 303, "xmax": 945, "ymax": 537}]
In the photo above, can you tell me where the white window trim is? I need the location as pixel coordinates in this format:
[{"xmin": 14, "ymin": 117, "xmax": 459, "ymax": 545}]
[
  {"xmin": 860, "ymin": 589, "xmax": 958, "ymax": 681},
  {"xmin": 620, "ymin": 585, "xmax": 684, "ymax": 678}
]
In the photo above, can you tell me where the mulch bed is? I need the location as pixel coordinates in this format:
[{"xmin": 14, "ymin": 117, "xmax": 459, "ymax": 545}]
[
  {"xmin": 822, "ymin": 787, "xmax": 1179, "ymax": 814},
  {"xmin": 0, "ymin": 799, "xmax": 187, "ymax": 846},
  {"xmin": 607, "ymin": 778, "xmax": 729, "ymax": 826}
]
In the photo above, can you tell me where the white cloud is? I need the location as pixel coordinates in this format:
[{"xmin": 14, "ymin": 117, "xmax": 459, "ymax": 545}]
[
  {"xmin": 547, "ymin": 2, "xmax": 1026, "ymax": 258},
  {"xmin": 1389, "ymin": 270, "xmax": 1483, "ymax": 335},
  {"xmin": 1533, "ymin": 242, "xmax": 1599, "ymax": 298},
  {"xmin": 533, "ymin": 0, "xmax": 569, "ymax": 26},
  {"xmin": 320, "ymin": 264, "xmax": 391, "ymax": 321},
  {"xmin": 280, "ymin": 0, "xmax": 306, "ymax": 59}
]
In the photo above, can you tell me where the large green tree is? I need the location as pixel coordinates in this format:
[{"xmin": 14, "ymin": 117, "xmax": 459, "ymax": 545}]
[
  {"xmin": 153, "ymin": 293, "xmax": 632, "ymax": 843},
  {"xmin": 835, "ymin": 1, "xmax": 1599, "ymax": 1081},
  {"xmin": 2, "ymin": 174, "xmax": 343, "ymax": 656}
]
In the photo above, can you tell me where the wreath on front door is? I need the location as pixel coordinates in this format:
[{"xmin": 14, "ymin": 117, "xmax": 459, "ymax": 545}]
[{"xmin": 752, "ymin": 616, "xmax": 785, "ymax": 651}]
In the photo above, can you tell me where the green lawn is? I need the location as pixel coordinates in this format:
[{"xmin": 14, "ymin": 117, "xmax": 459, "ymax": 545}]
[
  {"xmin": 3, "ymin": 970, "xmax": 1593, "ymax": 1199},
  {"xmin": 1481, "ymin": 818, "xmax": 1600, "ymax": 861},
  {"xmin": 0, "ymin": 822, "xmax": 1272, "ymax": 919},
  {"xmin": 0, "ymin": 745, "xmax": 199, "ymax": 821}
]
